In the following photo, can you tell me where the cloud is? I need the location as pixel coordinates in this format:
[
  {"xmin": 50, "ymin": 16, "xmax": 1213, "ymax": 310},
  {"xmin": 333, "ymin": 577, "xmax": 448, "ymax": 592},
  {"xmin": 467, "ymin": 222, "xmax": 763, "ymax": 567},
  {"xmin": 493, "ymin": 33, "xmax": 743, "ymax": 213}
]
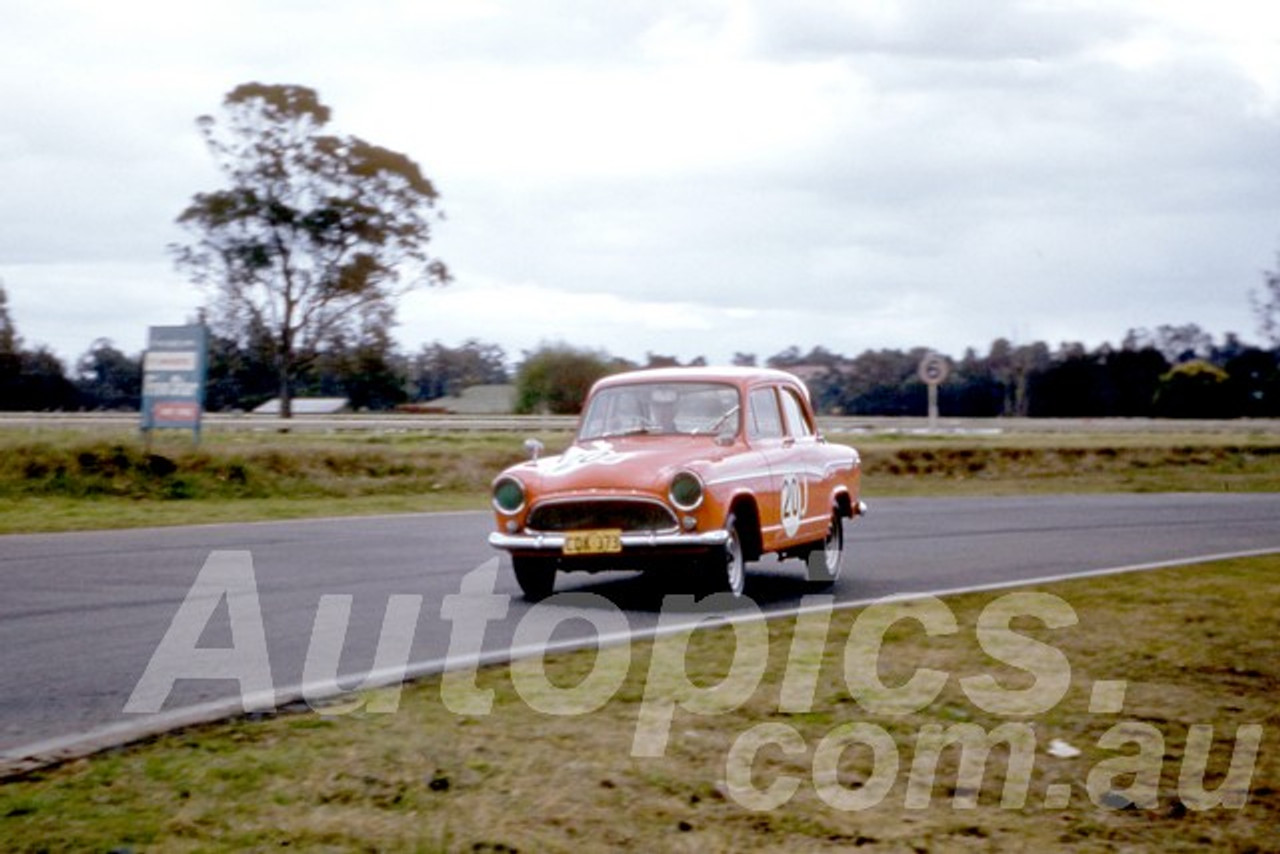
[
  {"xmin": 749, "ymin": 0, "xmax": 1137, "ymax": 63},
  {"xmin": 0, "ymin": 0, "xmax": 1277, "ymax": 368}
]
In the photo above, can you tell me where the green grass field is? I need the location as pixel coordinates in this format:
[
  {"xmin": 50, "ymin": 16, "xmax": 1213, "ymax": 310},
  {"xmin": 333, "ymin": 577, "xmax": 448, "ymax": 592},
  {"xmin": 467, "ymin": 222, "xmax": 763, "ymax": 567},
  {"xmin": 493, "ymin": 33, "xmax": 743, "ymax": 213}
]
[
  {"xmin": 2, "ymin": 557, "xmax": 1276, "ymax": 852},
  {"xmin": 1, "ymin": 423, "xmax": 1279, "ymax": 533}
]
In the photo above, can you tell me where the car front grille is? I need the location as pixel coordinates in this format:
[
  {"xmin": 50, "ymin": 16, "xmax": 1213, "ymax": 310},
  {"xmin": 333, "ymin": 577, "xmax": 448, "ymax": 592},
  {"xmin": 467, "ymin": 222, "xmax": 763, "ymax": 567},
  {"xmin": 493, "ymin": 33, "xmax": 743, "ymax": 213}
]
[{"xmin": 527, "ymin": 499, "xmax": 679, "ymax": 533}]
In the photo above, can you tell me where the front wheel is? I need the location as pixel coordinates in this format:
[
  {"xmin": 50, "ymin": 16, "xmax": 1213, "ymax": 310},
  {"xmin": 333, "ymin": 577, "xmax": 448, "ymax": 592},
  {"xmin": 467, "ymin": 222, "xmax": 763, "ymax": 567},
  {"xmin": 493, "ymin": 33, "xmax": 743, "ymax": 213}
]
[
  {"xmin": 513, "ymin": 556, "xmax": 556, "ymax": 602},
  {"xmin": 702, "ymin": 513, "xmax": 747, "ymax": 597},
  {"xmin": 805, "ymin": 511, "xmax": 844, "ymax": 585}
]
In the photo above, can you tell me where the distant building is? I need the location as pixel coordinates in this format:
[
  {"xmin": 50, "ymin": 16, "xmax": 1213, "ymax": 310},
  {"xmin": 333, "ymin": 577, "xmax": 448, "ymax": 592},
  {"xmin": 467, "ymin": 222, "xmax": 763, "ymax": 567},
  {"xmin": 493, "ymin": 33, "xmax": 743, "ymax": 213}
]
[
  {"xmin": 251, "ymin": 397, "xmax": 350, "ymax": 415},
  {"xmin": 434, "ymin": 384, "xmax": 516, "ymax": 415}
]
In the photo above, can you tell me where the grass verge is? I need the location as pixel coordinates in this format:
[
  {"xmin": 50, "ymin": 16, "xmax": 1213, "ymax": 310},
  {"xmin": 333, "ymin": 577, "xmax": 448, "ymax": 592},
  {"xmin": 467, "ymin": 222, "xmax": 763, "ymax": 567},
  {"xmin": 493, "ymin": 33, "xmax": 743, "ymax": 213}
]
[
  {"xmin": 2, "ymin": 556, "xmax": 1276, "ymax": 852},
  {"xmin": 0, "ymin": 430, "xmax": 544, "ymax": 533},
  {"xmin": 2, "ymin": 427, "xmax": 1280, "ymax": 533}
]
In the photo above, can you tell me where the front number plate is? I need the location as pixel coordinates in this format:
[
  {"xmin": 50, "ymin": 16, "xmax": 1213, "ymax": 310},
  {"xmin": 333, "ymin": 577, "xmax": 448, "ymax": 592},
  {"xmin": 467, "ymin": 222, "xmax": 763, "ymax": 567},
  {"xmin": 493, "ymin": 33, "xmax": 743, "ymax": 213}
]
[{"xmin": 563, "ymin": 529, "xmax": 623, "ymax": 555}]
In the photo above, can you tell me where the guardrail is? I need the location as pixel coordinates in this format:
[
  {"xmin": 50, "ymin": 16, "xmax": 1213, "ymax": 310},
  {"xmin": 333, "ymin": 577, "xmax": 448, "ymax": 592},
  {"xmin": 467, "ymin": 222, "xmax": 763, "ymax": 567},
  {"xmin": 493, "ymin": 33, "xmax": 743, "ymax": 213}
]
[
  {"xmin": 2, "ymin": 412, "xmax": 1279, "ymax": 435},
  {"xmin": 0, "ymin": 412, "xmax": 581, "ymax": 433}
]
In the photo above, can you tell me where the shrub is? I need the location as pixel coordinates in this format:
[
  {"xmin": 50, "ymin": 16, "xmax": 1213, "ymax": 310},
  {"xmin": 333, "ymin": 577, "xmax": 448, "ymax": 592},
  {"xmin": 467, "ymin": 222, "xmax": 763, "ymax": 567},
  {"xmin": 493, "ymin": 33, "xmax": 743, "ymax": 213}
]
[{"xmin": 1153, "ymin": 360, "xmax": 1232, "ymax": 418}]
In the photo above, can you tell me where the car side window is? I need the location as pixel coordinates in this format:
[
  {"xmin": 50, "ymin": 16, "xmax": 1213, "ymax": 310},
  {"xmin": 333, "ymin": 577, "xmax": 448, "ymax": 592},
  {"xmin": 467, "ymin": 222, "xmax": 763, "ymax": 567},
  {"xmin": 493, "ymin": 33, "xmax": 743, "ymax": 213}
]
[
  {"xmin": 748, "ymin": 387, "xmax": 784, "ymax": 439},
  {"xmin": 780, "ymin": 388, "xmax": 814, "ymax": 438}
]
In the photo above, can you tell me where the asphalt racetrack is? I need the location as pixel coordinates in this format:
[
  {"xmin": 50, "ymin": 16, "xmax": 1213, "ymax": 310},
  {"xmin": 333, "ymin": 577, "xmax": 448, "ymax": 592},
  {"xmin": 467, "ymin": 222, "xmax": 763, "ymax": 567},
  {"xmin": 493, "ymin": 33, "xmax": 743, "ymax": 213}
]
[{"xmin": 3, "ymin": 493, "xmax": 1279, "ymax": 773}]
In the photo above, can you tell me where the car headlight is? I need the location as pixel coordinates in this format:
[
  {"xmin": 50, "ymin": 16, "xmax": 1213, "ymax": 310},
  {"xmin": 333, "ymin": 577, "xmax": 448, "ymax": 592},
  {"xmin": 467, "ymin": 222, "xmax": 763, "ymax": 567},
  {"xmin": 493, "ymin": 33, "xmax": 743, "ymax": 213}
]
[
  {"xmin": 492, "ymin": 476, "xmax": 526, "ymax": 514},
  {"xmin": 669, "ymin": 470, "xmax": 705, "ymax": 511}
]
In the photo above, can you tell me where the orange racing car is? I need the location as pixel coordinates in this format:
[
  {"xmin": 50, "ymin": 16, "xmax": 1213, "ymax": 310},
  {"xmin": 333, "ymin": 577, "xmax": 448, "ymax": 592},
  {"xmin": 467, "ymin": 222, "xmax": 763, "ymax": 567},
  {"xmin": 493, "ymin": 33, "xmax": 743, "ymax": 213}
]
[{"xmin": 488, "ymin": 366, "xmax": 866, "ymax": 600}]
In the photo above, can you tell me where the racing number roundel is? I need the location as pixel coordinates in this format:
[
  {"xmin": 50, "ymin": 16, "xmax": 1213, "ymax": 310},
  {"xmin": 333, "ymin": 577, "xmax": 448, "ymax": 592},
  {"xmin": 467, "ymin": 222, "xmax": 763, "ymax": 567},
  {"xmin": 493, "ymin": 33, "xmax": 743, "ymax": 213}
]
[{"xmin": 780, "ymin": 474, "xmax": 808, "ymax": 538}]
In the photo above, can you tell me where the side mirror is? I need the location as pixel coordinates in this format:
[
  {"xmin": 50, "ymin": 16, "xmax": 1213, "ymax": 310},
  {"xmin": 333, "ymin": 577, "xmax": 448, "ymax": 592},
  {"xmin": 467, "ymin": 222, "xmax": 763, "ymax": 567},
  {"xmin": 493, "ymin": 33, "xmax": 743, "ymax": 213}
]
[{"xmin": 524, "ymin": 437, "xmax": 545, "ymax": 461}]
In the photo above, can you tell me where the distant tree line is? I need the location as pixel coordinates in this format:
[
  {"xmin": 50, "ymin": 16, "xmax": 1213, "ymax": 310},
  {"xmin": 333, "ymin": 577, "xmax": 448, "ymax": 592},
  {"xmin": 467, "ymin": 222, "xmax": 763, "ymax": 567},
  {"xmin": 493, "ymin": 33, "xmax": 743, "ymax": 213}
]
[
  {"xmin": 0, "ymin": 283, "xmax": 80, "ymax": 410},
  {"xmin": 201, "ymin": 332, "xmax": 508, "ymax": 413},
  {"xmin": 0, "ymin": 282, "xmax": 510, "ymax": 413},
  {"xmin": 512, "ymin": 324, "xmax": 1279, "ymax": 419},
  {"xmin": 758, "ymin": 325, "xmax": 1278, "ymax": 419},
  {"xmin": 3, "ymin": 282, "xmax": 1279, "ymax": 420}
]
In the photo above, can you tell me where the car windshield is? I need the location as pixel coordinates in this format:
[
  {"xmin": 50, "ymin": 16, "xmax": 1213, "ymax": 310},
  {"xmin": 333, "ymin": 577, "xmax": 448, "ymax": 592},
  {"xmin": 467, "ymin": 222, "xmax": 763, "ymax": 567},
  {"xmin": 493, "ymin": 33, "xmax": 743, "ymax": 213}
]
[{"xmin": 579, "ymin": 382, "xmax": 741, "ymax": 440}]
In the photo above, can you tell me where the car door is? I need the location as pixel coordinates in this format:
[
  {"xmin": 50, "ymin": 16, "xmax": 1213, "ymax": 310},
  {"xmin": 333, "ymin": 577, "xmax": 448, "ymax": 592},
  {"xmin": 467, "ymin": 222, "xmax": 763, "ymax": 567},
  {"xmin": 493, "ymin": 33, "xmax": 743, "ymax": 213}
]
[
  {"xmin": 738, "ymin": 384, "xmax": 784, "ymax": 551},
  {"xmin": 775, "ymin": 384, "xmax": 829, "ymax": 546}
]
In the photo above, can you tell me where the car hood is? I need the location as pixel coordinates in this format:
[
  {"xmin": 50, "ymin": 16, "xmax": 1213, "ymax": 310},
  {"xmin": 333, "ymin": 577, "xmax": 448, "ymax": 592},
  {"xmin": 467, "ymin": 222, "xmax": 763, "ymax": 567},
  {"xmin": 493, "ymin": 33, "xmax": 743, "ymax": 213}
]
[{"xmin": 509, "ymin": 437, "xmax": 731, "ymax": 496}]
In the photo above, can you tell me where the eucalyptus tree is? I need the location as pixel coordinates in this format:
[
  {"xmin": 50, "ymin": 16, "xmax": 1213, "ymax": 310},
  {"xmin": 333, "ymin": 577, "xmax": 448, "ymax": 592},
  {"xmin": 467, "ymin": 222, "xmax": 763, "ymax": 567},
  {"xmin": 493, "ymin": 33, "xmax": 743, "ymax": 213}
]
[
  {"xmin": 172, "ymin": 83, "xmax": 448, "ymax": 416},
  {"xmin": 1257, "ymin": 252, "xmax": 1280, "ymax": 348}
]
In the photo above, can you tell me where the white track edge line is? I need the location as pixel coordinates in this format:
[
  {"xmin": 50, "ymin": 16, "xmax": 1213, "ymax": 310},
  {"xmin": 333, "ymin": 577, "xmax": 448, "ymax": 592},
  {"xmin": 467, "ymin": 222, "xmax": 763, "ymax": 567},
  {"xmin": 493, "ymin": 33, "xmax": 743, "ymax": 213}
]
[{"xmin": 5, "ymin": 544, "xmax": 1279, "ymax": 775}]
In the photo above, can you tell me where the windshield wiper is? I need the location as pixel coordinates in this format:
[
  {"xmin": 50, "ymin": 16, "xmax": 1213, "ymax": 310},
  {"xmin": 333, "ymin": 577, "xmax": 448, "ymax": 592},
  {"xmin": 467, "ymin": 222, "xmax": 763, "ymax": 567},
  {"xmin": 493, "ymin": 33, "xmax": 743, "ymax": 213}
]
[
  {"xmin": 595, "ymin": 425, "xmax": 658, "ymax": 439},
  {"xmin": 692, "ymin": 405, "xmax": 740, "ymax": 435}
]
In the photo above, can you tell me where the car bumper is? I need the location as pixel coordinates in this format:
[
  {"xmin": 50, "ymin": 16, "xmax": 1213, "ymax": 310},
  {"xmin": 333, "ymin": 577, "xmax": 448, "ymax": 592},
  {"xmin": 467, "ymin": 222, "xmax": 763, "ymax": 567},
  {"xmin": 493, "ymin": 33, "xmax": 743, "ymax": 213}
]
[{"xmin": 488, "ymin": 529, "xmax": 731, "ymax": 552}]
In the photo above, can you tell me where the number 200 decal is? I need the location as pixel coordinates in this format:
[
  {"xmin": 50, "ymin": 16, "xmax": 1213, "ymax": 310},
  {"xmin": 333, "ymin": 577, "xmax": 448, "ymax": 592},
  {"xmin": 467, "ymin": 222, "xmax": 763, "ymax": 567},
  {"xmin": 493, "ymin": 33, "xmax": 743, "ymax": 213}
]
[{"xmin": 780, "ymin": 474, "xmax": 809, "ymax": 537}]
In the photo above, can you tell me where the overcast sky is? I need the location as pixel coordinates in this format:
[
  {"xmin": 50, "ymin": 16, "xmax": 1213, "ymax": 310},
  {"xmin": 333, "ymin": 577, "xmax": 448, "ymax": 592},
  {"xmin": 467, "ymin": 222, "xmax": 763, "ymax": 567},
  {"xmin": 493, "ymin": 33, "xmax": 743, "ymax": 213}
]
[{"xmin": 2, "ymin": 1, "xmax": 1278, "ymax": 370}]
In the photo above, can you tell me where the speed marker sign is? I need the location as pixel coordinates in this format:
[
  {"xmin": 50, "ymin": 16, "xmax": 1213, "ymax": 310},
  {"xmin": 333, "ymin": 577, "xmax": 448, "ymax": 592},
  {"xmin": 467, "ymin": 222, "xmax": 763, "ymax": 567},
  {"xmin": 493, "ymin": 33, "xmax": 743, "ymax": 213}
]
[{"xmin": 918, "ymin": 353, "xmax": 950, "ymax": 386}]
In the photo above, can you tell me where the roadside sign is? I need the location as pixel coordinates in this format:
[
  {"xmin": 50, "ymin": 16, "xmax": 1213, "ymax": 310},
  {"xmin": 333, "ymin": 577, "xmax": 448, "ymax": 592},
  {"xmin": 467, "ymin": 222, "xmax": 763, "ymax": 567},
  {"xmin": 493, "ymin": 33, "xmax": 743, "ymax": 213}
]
[
  {"xmin": 141, "ymin": 324, "xmax": 208, "ymax": 440},
  {"xmin": 918, "ymin": 352, "xmax": 950, "ymax": 386},
  {"xmin": 917, "ymin": 352, "xmax": 950, "ymax": 425}
]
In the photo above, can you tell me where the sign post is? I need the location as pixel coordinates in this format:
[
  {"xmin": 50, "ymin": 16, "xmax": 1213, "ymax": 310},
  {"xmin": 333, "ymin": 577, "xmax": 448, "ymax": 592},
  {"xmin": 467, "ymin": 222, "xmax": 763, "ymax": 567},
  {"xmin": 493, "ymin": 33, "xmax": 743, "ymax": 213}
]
[
  {"xmin": 917, "ymin": 352, "xmax": 950, "ymax": 428},
  {"xmin": 141, "ymin": 324, "xmax": 208, "ymax": 445}
]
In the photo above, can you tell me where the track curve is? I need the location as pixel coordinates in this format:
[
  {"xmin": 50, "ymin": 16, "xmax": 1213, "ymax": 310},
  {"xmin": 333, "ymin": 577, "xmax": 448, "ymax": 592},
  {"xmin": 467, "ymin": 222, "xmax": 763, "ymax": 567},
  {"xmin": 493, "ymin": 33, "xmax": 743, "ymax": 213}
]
[{"xmin": 2, "ymin": 493, "xmax": 1278, "ymax": 773}]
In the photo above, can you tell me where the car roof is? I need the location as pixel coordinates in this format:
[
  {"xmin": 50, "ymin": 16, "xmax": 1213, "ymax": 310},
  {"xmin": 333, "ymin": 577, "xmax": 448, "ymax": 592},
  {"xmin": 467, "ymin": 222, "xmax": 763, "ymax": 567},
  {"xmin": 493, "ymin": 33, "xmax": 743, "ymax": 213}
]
[{"xmin": 590, "ymin": 365, "xmax": 806, "ymax": 391}]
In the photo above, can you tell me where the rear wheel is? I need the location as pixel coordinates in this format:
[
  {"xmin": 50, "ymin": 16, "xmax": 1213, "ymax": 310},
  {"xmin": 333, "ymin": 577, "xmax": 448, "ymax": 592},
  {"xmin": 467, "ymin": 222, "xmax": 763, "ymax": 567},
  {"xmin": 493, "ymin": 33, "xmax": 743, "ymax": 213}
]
[
  {"xmin": 805, "ymin": 510, "xmax": 844, "ymax": 585},
  {"xmin": 703, "ymin": 513, "xmax": 746, "ymax": 597},
  {"xmin": 513, "ymin": 556, "xmax": 556, "ymax": 602}
]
